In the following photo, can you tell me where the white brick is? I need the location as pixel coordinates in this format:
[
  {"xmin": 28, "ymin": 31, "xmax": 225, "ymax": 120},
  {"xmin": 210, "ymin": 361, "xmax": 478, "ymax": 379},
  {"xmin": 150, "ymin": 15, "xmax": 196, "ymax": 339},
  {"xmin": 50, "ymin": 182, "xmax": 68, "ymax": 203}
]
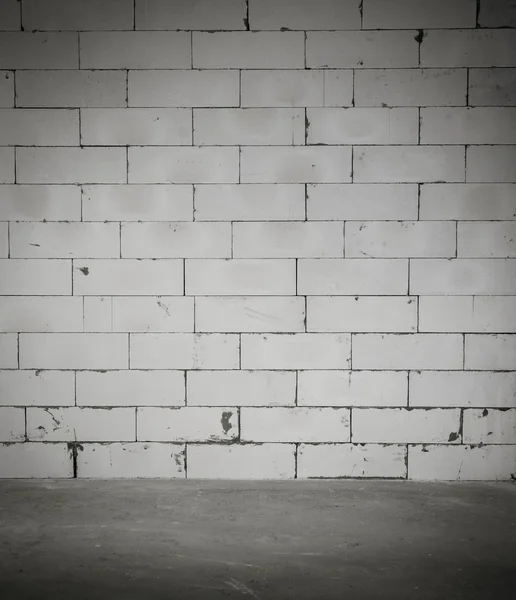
[
  {"xmin": 0, "ymin": 109, "xmax": 78, "ymax": 146},
  {"xmin": 346, "ymin": 221, "xmax": 456, "ymax": 258},
  {"xmin": 410, "ymin": 371, "xmax": 516, "ymax": 408},
  {"xmin": 0, "ymin": 33, "xmax": 78, "ymax": 69},
  {"xmin": 20, "ymin": 333, "xmax": 128, "ymax": 370},
  {"xmin": 0, "ymin": 259, "xmax": 71, "ymax": 295},
  {"xmin": 0, "ymin": 147, "xmax": 14, "ymax": 182},
  {"xmin": 420, "ymin": 184, "xmax": 516, "ymax": 220},
  {"xmin": 185, "ymin": 259, "xmax": 296, "ymax": 296},
  {"xmin": 465, "ymin": 334, "xmax": 516, "ymax": 370},
  {"xmin": 22, "ymin": 0, "xmax": 134, "ymax": 30},
  {"xmin": 78, "ymin": 443, "xmax": 185, "ymax": 479},
  {"xmin": 129, "ymin": 147, "xmax": 238, "ymax": 184},
  {"xmin": 0, "ymin": 407, "xmax": 25, "ymax": 441},
  {"xmin": 408, "ymin": 445, "xmax": 516, "ymax": 480},
  {"xmin": 130, "ymin": 334, "xmax": 239, "ymax": 370},
  {"xmin": 0, "ymin": 297, "xmax": 82, "ymax": 333},
  {"xmin": 187, "ymin": 371, "xmax": 296, "ymax": 407},
  {"xmin": 0, "ymin": 370, "xmax": 75, "ymax": 407},
  {"xmin": 469, "ymin": 69, "xmax": 516, "ymax": 106},
  {"xmin": 478, "ymin": 0, "xmax": 516, "ymax": 27},
  {"xmin": 137, "ymin": 407, "xmax": 238, "ymax": 442},
  {"xmin": 353, "ymin": 334, "xmax": 463, "ymax": 370},
  {"xmin": 17, "ymin": 147, "xmax": 127, "ymax": 184},
  {"xmin": 420, "ymin": 296, "xmax": 516, "ymax": 333},
  {"xmin": 112, "ymin": 297, "xmax": 194, "ymax": 332},
  {"xmin": 241, "ymin": 333, "xmax": 351, "ymax": 370},
  {"xmin": 323, "ymin": 70, "xmax": 354, "ymax": 107},
  {"xmin": 363, "ymin": 0, "xmax": 476, "ymax": 28},
  {"xmin": 298, "ymin": 258, "xmax": 408, "ymax": 295},
  {"xmin": 27, "ymin": 407, "xmax": 135, "ymax": 442},
  {"xmin": 298, "ymin": 370, "xmax": 407, "ymax": 407},
  {"xmin": 353, "ymin": 408, "xmax": 461, "ymax": 444},
  {"xmin": 464, "ymin": 409, "xmax": 516, "ymax": 445},
  {"xmin": 354, "ymin": 146, "xmax": 465, "ymax": 183},
  {"xmin": 233, "ymin": 222, "xmax": 344, "ymax": 258},
  {"xmin": 77, "ymin": 370, "xmax": 185, "ymax": 407},
  {"xmin": 306, "ymin": 31, "xmax": 418, "ymax": 69},
  {"xmin": 466, "ymin": 146, "xmax": 516, "ymax": 183},
  {"xmin": 121, "ymin": 222, "xmax": 231, "ymax": 258},
  {"xmin": 188, "ymin": 444, "xmax": 296, "ymax": 479},
  {"xmin": 0, "ymin": 0, "xmax": 20, "ymax": 30},
  {"xmin": 241, "ymin": 70, "xmax": 325, "ymax": 108},
  {"xmin": 458, "ymin": 222, "xmax": 516, "ymax": 258},
  {"xmin": 195, "ymin": 296, "xmax": 305, "ymax": 333},
  {"xmin": 194, "ymin": 184, "xmax": 305, "ymax": 221},
  {"xmin": 16, "ymin": 71, "xmax": 126, "ymax": 108},
  {"xmin": 0, "ymin": 71, "xmax": 14, "ymax": 107},
  {"xmin": 307, "ymin": 297, "xmax": 417, "ymax": 333},
  {"xmin": 193, "ymin": 32, "xmax": 304, "ymax": 69},
  {"xmin": 10, "ymin": 222, "xmax": 120, "ymax": 259},
  {"xmin": 241, "ymin": 146, "xmax": 351, "ymax": 183},
  {"xmin": 298, "ymin": 444, "xmax": 407, "ymax": 478},
  {"xmin": 135, "ymin": 0, "xmax": 246, "ymax": 30},
  {"xmin": 241, "ymin": 407, "xmax": 350, "ymax": 442},
  {"xmin": 0, "ymin": 443, "xmax": 72, "ymax": 478},
  {"xmin": 80, "ymin": 32, "xmax": 190, "ymax": 69},
  {"xmin": 421, "ymin": 30, "xmax": 516, "ymax": 68},
  {"xmin": 354, "ymin": 69, "xmax": 467, "ymax": 107},
  {"xmin": 129, "ymin": 70, "xmax": 239, "ymax": 108},
  {"xmin": 194, "ymin": 108, "xmax": 304, "ymax": 146},
  {"xmin": 83, "ymin": 297, "xmax": 111, "ymax": 333},
  {"xmin": 0, "ymin": 186, "xmax": 81, "ymax": 222}
]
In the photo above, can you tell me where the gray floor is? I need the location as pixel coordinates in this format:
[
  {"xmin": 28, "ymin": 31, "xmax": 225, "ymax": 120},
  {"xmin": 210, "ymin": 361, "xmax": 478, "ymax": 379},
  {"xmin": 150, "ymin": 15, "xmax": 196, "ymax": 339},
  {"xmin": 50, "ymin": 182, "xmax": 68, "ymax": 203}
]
[{"xmin": 0, "ymin": 480, "xmax": 515, "ymax": 599}]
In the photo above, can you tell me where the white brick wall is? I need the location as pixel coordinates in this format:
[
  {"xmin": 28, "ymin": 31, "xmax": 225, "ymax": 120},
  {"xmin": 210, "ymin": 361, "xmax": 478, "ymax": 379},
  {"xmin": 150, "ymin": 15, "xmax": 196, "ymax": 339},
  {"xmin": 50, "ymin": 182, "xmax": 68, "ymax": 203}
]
[{"xmin": 1, "ymin": 0, "xmax": 514, "ymax": 481}]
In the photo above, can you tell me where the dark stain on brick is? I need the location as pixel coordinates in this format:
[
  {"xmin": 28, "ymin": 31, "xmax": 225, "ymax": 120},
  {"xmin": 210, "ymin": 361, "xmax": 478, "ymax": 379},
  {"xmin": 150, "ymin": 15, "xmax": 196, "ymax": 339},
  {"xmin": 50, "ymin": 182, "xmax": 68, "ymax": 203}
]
[
  {"xmin": 482, "ymin": 408, "xmax": 489, "ymax": 417},
  {"xmin": 448, "ymin": 432, "xmax": 460, "ymax": 442},
  {"xmin": 414, "ymin": 30, "xmax": 425, "ymax": 44},
  {"xmin": 78, "ymin": 266, "xmax": 89, "ymax": 276},
  {"xmin": 221, "ymin": 411, "xmax": 233, "ymax": 434}
]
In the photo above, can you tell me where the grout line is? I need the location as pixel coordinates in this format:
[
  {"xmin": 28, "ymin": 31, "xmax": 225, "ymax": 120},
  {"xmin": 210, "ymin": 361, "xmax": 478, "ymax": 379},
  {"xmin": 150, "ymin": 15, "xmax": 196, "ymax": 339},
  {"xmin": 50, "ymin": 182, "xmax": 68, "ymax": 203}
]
[
  {"xmin": 190, "ymin": 31, "xmax": 194, "ymax": 68},
  {"xmin": 405, "ymin": 445, "xmax": 409, "ymax": 480},
  {"xmin": 406, "ymin": 371, "xmax": 410, "ymax": 407},
  {"xmin": 77, "ymin": 33, "xmax": 81, "ymax": 69},
  {"xmin": 128, "ymin": 333, "xmax": 131, "ymax": 369},
  {"xmin": 351, "ymin": 69, "xmax": 355, "ymax": 107},
  {"xmin": 184, "ymin": 444, "xmax": 188, "ymax": 479},
  {"xmin": 133, "ymin": 0, "xmax": 136, "ymax": 30},
  {"xmin": 135, "ymin": 407, "xmax": 138, "ymax": 441},
  {"xmin": 238, "ymin": 334, "xmax": 242, "ymax": 369},
  {"xmin": 359, "ymin": 0, "xmax": 364, "ymax": 28},
  {"xmin": 193, "ymin": 296, "xmax": 196, "ymax": 333},
  {"xmin": 13, "ymin": 147, "xmax": 17, "ymax": 184},
  {"xmin": 17, "ymin": 333, "xmax": 20, "ymax": 369},
  {"xmin": 466, "ymin": 68, "xmax": 470, "ymax": 106},
  {"xmin": 294, "ymin": 443, "xmax": 298, "ymax": 479},
  {"xmin": 295, "ymin": 370, "xmax": 298, "ymax": 406},
  {"xmin": 184, "ymin": 371, "xmax": 188, "ymax": 406},
  {"xmin": 13, "ymin": 70, "xmax": 17, "ymax": 108},
  {"xmin": 476, "ymin": 0, "xmax": 481, "ymax": 27},
  {"xmin": 74, "ymin": 371, "xmax": 77, "ymax": 407},
  {"xmin": 417, "ymin": 184, "xmax": 421, "ymax": 220},
  {"xmin": 183, "ymin": 258, "xmax": 186, "ymax": 295},
  {"xmin": 7, "ymin": 221, "xmax": 10, "ymax": 258},
  {"xmin": 349, "ymin": 408, "xmax": 353, "ymax": 442},
  {"xmin": 304, "ymin": 31, "xmax": 307, "ymax": 69}
]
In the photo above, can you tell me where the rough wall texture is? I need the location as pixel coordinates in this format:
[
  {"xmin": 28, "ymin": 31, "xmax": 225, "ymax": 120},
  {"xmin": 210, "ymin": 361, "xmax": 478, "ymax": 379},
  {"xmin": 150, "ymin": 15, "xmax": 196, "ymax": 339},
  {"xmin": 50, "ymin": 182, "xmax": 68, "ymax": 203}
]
[{"xmin": 0, "ymin": 0, "xmax": 515, "ymax": 480}]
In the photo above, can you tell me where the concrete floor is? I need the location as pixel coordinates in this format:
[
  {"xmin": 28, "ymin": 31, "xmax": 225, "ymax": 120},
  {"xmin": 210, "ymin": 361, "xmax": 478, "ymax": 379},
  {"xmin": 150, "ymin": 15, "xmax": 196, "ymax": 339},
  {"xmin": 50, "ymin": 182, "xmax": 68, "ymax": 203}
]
[{"xmin": 0, "ymin": 480, "xmax": 515, "ymax": 600}]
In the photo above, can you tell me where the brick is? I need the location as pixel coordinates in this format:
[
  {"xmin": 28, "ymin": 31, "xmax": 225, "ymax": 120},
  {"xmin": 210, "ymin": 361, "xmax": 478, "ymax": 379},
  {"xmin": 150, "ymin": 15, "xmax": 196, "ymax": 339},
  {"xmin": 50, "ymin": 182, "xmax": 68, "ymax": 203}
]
[
  {"xmin": 0, "ymin": 0, "xmax": 20, "ymax": 30},
  {"xmin": 0, "ymin": 108, "xmax": 78, "ymax": 146},
  {"xmin": 76, "ymin": 370, "xmax": 184, "ymax": 407},
  {"xmin": 298, "ymin": 444, "xmax": 407, "ymax": 478},
  {"xmin": 22, "ymin": 0, "xmax": 134, "ymax": 30},
  {"xmin": 419, "ymin": 296, "xmax": 516, "ymax": 333},
  {"xmin": 188, "ymin": 444, "xmax": 296, "ymax": 479},
  {"xmin": 353, "ymin": 334, "xmax": 463, "ymax": 370},
  {"xmin": 78, "ymin": 443, "xmax": 185, "ymax": 479},
  {"xmin": 298, "ymin": 370, "xmax": 407, "ymax": 407},
  {"xmin": 0, "ymin": 443, "xmax": 72, "ymax": 478},
  {"xmin": 194, "ymin": 184, "xmax": 305, "ymax": 221},
  {"xmin": 466, "ymin": 146, "xmax": 516, "ymax": 183},
  {"xmin": 233, "ymin": 222, "xmax": 344, "ymax": 258},
  {"xmin": 0, "ymin": 33, "xmax": 78, "ymax": 69},
  {"xmin": 408, "ymin": 445, "xmax": 516, "ymax": 480},
  {"xmin": 80, "ymin": 32, "xmax": 190, "ymax": 69},
  {"xmin": 112, "ymin": 297, "xmax": 194, "ymax": 332},
  {"xmin": 241, "ymin": 333, "xmax": 351, "ymax": 369},
  {"xmin": 27, "ymin": 407, "xmax": 135, "ymax": 442},
  {"xmin": 0, "ymin": 296, "xmax": 83, "ymax": 333},
  {"xmin": 0, "ymin": 147, "xmax": 14, "ymax": 182},
  {"xmin": 464, "ymin": 409, "xmax": 516, "ymax": 445},
  {"xmin": 121, "ymin": 222, "xmax": 231, "ymax": 258},
  {"xmin": 16, "ymin": 70, "xmax": 126, "ymax": 108},
  {"xmin": 194, "ymin": 108, "xmax": 304, "ymax": 146},
  {"xmin": 241, "ymin": 407, "xmax": 350, "ymax": 442},
  {"xmin": 135, "ymin": 0, "xmax": 246, "ymax": 30},
  {"xmin": 421, "ymin": 30, "xmax": 516, "ymax": 68},
  {"xmin": 323, "ymin": 70, "xmax": 354, "ymax": 107},
  {"xmin": 0, "ymin": 185, "xmax": 81, "ymax": 222},
  {"xmin": 307, "ymin": 184, "xmax": 418, "ymax": 221},
  {"xmin": 130, "ymin": 334, "xmax": 239, "ymax": 370},
  {"xmin": 478, "ymin": 0, "xmax": 516, "ymax": 27},
  {"xmin": 187, "ymin": 370, "xmax": 296, "ymax": 406},
  {"xmin": 458, "ymin": 222, "xmax": 516, "ymax": 258},
  {"xmin": 298, "ymin": 258, "xmax": 408, "ymax": 295},
  {"xmin": 0, "ymin": 259, "xmax": 71, "ymax": 295},
  {"xmin": 73, "ymin": 259, "xmax": 183, "ymax": 296},
  {"xmin": 346, "ymin": 221, "xmax": 456, "ymax": 258},
  {"xmin": 241, "ymin": 146, "xmax": 351, "ymax": 183},
  {"xmin": 193, "ymin": 32, "xmax": 304, "ymax": 69},
  {"xmin": 469, "ymin": 69, "xmax": 516, "ymax": 106},
  {"xmin": 195, "ymin": 296, "xmax": 305, "ymax": 333},
  {"xmin": 83, "ymin": 297, "xmax": 111, "ymax": 333},
  {"xmin": 307, "ymin": 297, "xmax": 417, "ymax": 333},
  {"xmin": 10, "ymin": 222, "xmax": 120, "ymax": 259},
  {"xmin": 0, "ymin": 221, "xmax": 6, "ymax": 256},
  {"xmin": 241, "ymin": 70, "xmax": 324, "ymax": 108},
  {"xmin": 19, "ymin": 333, "xmax": 129, "ymax": 370},
  {"xmin": 353, "ymin": 408, "xmax": 461, "ymax": 444},
  {"xmin": 137, "ymin": 407, "xmax": 238, "ymax": 442},
  {"xmin": 185, "ymin": 259, "xmax": 296, "ymax": 296},
  {"xmin": 363, "ymin": 0, "xmax": 476, "ymax": 28},
  {"xmin": 17, "ymin": 147, "xmax": 127, "ymax": 184},
  {"xmin": 0, "ymin": 71, "xmax": 14, "ymax": 106},
  {"xmin": 81, "ymin": 108, "xmax": 192, "ymax": 146},
  {"xmin": 0, "ymin": 370, "xmax": 74, "ymax": 407},
  {"xmin": 306, "ymin": 31, "xmax": 418, "ymax": 69},
  {"xmin": 465, "ymin": 334, "xmax": 516, "ymax": 370},
  {"xmin": 129, "ymin": 70, "xmax": 239, "ymax": 108},
  {"xmin": 0, "ymin": 407, "xmax": 25, "ymax": 441},
  {"xmin": 129, "ymin": 147, "xmax": 238, "ymax": 184}
]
